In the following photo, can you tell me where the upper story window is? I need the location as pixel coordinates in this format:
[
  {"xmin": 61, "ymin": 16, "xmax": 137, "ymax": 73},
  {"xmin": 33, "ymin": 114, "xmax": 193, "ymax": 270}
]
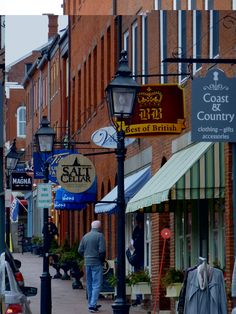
[
  {"xmin": 123, "ymin": 30, "xmax": 129, "ymax": 58},
  {"xmin": 210, "ymin": 10, "xmax": 219, "ymax": 59},
  {"xmin": 193, "ymin": 10, "xmax": 202, "ymax": 74},
  {"xmin": 178, "ymin": 10, "xmax": 188, "ymax": 83},
  {"xmin": 173, "ymin": 0, "xmax": 181, "ymax": 9},
  {"xmin": 205, "ymin": 0, "xmax": 214, "ymax": 10},
  {"xmin": 132, "ymin": 21, "xmax": 138, "ymax": 78},
  {"xmin": 155, "ymin": 0, "xmax": 162, "ymax": 9},
  {"xmin": 188, "ymin": 0, "xmax": 196, "ymax": 9},
  {"xmin": 17, "ymin": 106, "xmax": 26, "ymax": 138},
  {"xmin": 142, "ymin": 15, "xmax": 148, "ymax": 84},
  {"xmin": 160, "ymin": 10, "xmax": 168, "ymax": 83},
  {"xmin": 233, "ymin": 0, "xmax": 236, "ymax": 10}
]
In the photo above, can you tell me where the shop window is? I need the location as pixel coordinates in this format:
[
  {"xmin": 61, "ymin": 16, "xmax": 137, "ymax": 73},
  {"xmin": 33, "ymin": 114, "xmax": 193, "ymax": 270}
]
[{"xmin": 145, "ymin": 214, "xmax": 152, "ymax": 272}]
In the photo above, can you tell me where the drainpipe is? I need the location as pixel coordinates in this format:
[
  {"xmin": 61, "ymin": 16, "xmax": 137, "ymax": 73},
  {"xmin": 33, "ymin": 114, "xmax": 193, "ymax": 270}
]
[
  {"xmin": 112, "ymin": 0, "xmax": 117, "ymax": 15},
  {"xmin": 116, "ymin": 15, "xmax": 122, "ymax": 63}
]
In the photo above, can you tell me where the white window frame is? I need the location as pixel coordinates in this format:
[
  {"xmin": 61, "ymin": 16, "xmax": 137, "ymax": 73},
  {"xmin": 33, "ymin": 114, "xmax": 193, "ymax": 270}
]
[
  {"xmin": 123, "ymin": 30, "xmax": 129, "ymax": 52},
  {"xmin": 192, "ymin": 10, "xmax": 202, "ymax": 75},
  {"xmin": 132, "ymin": 21, "xmax": 138, "ymax": 77},
  {"xmin": 233, "ymin": 0, "xmax": 236, "ymax": 10},
  {"xmin": 155, "ymin": 0, "xmax": 160, "ymax": 9},
  {"xmin": 144, "ymin": 214, "xmax": 152, "ymax": 272},
  {"xmin": 141, "ymin": 15, "xmax": 147, "ymax": 85},
  {"xmin": 173, "ymin": 0, "xmax": 177, "ymax": 10},
  {"xmin": 17, "ymin": 106, "xmax": 26, "ymax": 138},
  {"xmin": 205, "ymin": 0, "xmax": 208, "ymax": 10}
]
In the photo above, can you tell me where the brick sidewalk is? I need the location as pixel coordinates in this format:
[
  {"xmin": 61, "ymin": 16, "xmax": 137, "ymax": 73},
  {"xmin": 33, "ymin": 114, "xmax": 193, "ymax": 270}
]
[{"xmin": 13, "ymin": 253, "xmax": 150, "ymax": 314}]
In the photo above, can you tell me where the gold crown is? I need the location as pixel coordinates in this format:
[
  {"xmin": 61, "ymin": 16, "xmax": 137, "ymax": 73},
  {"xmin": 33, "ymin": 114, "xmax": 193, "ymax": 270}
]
[{"xmin": 137, "ymin": 87, "xmax": 163, "ymax": 106}]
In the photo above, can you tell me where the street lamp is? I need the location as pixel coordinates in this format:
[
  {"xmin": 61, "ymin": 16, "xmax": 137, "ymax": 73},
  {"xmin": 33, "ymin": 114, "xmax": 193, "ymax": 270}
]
[
  {"xmin": 35, "ymin": 116, "xmax": 55, "ymax": 314},
  {"xmin": 5, "ymin": 139, "xmax": 20, "ymax": 247},
  {"xmin": 105, "ymin": 50, "xmax": 140, "ymax": 314}
]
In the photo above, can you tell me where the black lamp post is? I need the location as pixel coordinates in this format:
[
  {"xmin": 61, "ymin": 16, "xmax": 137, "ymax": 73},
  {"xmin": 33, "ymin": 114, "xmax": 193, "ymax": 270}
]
[
  {"xmin": 105, "ymin": 50, "xmax": 140, "ymax": 314},
  {"xmin": 5, "ymin": 139, "xmax": 20, "ymax": 247},
  {"xmin": 35, "ymin": 116, "xmax": 55, "ymax": 314}
]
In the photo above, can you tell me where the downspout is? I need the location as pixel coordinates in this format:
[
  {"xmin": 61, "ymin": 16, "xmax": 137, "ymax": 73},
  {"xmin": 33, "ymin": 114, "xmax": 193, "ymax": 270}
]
[
  {"xmin": 112, "ymin": 0, "xmax": 117, "ymax": 15},
  {"xmin": 116, "ymin": 15, "xmax": 122, "ymax": 63}
]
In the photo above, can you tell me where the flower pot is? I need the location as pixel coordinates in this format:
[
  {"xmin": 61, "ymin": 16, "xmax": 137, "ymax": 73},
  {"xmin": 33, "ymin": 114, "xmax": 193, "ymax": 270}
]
[
  {"xmin": 166, "ymin": 283, "xmax": 182, "ymax": 298},
  {"xmin": 132, "ymin": 282, "xmax": 151, "ymax": 295}
]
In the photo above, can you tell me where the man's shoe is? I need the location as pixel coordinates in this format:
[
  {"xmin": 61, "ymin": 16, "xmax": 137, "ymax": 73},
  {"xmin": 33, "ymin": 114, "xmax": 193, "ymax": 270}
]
[
  {"xmin": 96, "ymin": 305, "xmax": 102, "ymax": 309},
  {"xmin": 89, "ymin": 306, "xmax": 99, "ymax": 313}
]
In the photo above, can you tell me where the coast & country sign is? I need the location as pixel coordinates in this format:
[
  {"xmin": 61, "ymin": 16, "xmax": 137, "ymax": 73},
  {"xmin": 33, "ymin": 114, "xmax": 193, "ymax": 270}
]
[{"xmin": 191, "ymin": 68, "xmax": 236, "ymax": 142}]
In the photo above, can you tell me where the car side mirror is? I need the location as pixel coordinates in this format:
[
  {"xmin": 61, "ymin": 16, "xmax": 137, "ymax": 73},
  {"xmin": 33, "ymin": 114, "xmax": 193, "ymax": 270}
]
[
  {"xmin": 14, "ymin": 259, "xmax": 21, "ymax": 269},
  {"xmin": 22, "ymin": 286, "xmax": 37, "ymax": 297}
]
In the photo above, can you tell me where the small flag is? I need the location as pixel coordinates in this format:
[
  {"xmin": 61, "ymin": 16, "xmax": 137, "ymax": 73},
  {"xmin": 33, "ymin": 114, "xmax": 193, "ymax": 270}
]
[{"xmin": 10, "ymin": 197, "xmax": 19, "ymax": 223}]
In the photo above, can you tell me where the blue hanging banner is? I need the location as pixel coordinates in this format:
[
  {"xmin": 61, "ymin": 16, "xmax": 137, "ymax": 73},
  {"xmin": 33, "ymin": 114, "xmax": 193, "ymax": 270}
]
[
  {"xmin": 33, "ymin": 149, "xmax": 76, "ymax": 182},
  {"xmin": 54, "ymin": 178, "xmax": 97, "ymax": 211}
]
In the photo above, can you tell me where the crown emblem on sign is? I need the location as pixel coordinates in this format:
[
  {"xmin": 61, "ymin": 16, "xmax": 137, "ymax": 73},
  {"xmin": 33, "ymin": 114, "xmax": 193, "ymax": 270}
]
[{"xmin": 137, "ymin": 87, "xmax": 163, "ymax": 106}]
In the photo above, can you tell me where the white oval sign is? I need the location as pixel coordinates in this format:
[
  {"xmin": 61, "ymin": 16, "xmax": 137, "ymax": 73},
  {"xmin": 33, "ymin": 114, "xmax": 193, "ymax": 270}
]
[
  {"xmin": 56, "ymin": 154, "xmax": 96, "ymax": 193},
  {"xmin": 91, "ymin": 126, "xmax": 135, "ymax": 148}
]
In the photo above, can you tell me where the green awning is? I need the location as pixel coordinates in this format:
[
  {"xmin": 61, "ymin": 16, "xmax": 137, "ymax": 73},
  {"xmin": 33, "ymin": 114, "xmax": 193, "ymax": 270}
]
[{"xmin": 126, "ymin": 142, "xmax": 224, "ymax": 213}]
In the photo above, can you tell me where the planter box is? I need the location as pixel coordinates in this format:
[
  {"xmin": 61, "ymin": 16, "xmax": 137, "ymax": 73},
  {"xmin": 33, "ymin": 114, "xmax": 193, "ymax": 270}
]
[
  {"xmin": 115, "ymin": 284, "xmax": 132, "ymax": 296},
  {"xmin": 132, "ymin": 282, "xmax": 151, "ymax": 295},
  {"xmin": 165, "ymin": 283, "xmax": 182, "ymax": 298}
]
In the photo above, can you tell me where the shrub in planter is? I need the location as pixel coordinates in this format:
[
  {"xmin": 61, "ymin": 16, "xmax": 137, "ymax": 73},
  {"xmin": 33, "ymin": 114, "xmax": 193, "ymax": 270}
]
[{"xmin": 161, "ymin": 267, "xmax": 184, "ymax": 298}]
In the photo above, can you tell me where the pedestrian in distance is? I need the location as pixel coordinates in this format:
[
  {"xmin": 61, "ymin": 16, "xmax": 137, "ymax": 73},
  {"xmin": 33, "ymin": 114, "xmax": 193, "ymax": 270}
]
[{"xmin": 78, "ymin": 220, "xmax": 106, "ymax": 313}]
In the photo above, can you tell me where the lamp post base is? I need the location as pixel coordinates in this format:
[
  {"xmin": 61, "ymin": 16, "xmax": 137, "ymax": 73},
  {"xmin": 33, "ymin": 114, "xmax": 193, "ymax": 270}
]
[
  {"xmin": 112, "ymin": 299, "xmax": 130, "ymax": 314},
  {"xmin": 40, "ymin": 272, "xmax": 52, "ymax": 314}
]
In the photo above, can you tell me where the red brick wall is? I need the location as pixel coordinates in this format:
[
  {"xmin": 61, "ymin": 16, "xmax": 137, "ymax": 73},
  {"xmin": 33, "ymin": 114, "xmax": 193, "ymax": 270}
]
[{"xmin": 63, "ymin": 0, "xmax": 233, "ymax": 14}]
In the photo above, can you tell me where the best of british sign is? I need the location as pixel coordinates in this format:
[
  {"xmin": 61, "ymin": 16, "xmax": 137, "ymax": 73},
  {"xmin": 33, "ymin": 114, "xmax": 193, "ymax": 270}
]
[
  {"xmin": 191, "ymin": 69, "xmax": 236, "ymax": 142},
  {"xmin": 116, "ymin": 84, "xmax": 186, "ymax": 137}
]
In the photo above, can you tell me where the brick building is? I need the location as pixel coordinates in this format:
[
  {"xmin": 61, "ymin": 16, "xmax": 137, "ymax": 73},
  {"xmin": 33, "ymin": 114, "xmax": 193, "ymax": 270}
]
[
  {"xmin": 20, "ymin": 10, "xmax": 236, "ymax": 313},
  {"xmin": 66, "ymin": 10, "xmax": 235, "ymax": 312},
  {"xmin": 63, "ymin": 0, "xmax": 236, "ymax": 14}
]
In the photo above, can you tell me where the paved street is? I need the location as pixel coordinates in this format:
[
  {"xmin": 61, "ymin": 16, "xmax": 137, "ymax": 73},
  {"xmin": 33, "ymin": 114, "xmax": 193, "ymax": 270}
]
[{"xmin": 13, "ymin": 253, "xmax": 150, "ymax": 314}]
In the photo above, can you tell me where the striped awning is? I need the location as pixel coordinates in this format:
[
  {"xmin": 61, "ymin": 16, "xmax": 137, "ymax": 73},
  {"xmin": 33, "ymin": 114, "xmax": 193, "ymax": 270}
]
[{"xmin": 126, "ymin": 142, "xmax": 224, "ymax": 213}]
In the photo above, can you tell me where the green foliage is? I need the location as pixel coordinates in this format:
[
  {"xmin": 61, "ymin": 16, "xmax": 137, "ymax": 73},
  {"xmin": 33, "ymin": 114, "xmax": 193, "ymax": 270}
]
[
  {"xmin": 127, "ymin": 269, "xmax": 151, "ymax": 285},
  {"xmin": 107, "ymin": 274, "xmax": 131, "ymax": 287},
  {"xmin": 32, "ymin": 235, "xmax": 43, "ymax": 245},
  {"xmin": 161, "ymin": 268, "xmax": 184, "ymax": 287}
]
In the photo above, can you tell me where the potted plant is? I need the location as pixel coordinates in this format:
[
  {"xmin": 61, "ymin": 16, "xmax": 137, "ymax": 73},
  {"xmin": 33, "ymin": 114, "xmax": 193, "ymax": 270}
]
[
  {"xmin": 31, "ymin": 236, "xmax": 43, "ymax": 255},
  {"xmin": 161, "ymin": 267, "xmax": 184, "ymax": 298},
  {"xmin": 107, "ymin": 274, "xmax": 132, "ymax": 296},
  {"xmin": 128, "ymin": 269, "xmax": 151, "ymax": 295}
]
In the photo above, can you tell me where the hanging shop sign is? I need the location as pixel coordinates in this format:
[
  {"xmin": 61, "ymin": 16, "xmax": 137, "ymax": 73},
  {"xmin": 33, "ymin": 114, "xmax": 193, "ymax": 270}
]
[
  {"xmin": 56, "ymin": 154, "xmax": 96, "ymax": 194},
  {"xmin": 191, "ymin": 68, "xmax": 236, "ymax": 142},
  {"xmin": 11, "ymin": 172, "xmax": 32, "ymax": 191},
  {"xmin": 37, "ymin": 183, "xmax": 52, "ymax": 209},
  {"xmin": 116, "ymin": 84, "xmax": 186, "ymax": 137},
  {"xmin": 33, "ymin": 149, "xmax": 75, "ymax": 181},
  {"xmin": 91, "ymin": 126, "xmax": 135, "ymax": 148}
]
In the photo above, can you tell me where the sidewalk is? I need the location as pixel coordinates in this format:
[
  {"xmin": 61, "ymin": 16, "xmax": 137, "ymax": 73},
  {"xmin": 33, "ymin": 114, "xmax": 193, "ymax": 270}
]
[{"xmin": 13, "ymin": 253, "xmax": 150, "ymax": 314}]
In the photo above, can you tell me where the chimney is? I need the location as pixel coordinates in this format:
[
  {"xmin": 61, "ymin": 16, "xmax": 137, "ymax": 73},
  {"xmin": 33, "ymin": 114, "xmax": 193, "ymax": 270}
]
[{"xmin": 47, "ymin": 14, "xmax": 58, "ymax": 40}]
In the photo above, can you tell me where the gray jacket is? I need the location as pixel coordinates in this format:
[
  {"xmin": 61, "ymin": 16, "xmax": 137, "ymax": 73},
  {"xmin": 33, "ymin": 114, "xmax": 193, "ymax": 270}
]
[
  {"xmin": 184, "ymin": 267, "xmax": 227, "ymax": 314},
  {"xmin": 78, "ymin": 228, "xmax": 106, "ymax": 266}
]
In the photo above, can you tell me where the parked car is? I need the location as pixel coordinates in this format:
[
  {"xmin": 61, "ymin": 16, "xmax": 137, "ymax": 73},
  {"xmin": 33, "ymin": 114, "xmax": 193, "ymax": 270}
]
[
  {"xmin": 5, "ymin": 246, "xmax": 24, "ymax": 291},
  {"xmin": 1, "ymin": 253, "xmax": 37, "ymax": 314}
]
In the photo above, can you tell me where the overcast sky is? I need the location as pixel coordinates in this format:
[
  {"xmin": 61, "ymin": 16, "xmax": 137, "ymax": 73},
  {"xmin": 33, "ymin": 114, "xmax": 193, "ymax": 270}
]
[
  {"xmin": 0, "ymin": 0, "xmax": 63, "ymax": 14},
  {"xmin": 5, "ymin": 15, "xmax": 68, "ymax": 66}
]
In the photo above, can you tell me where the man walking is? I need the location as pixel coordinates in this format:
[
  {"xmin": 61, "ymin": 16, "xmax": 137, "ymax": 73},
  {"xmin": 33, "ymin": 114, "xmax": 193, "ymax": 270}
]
[{"xmin": 78, "ymin": 220, "xmax": 106, "ymax": 313}]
